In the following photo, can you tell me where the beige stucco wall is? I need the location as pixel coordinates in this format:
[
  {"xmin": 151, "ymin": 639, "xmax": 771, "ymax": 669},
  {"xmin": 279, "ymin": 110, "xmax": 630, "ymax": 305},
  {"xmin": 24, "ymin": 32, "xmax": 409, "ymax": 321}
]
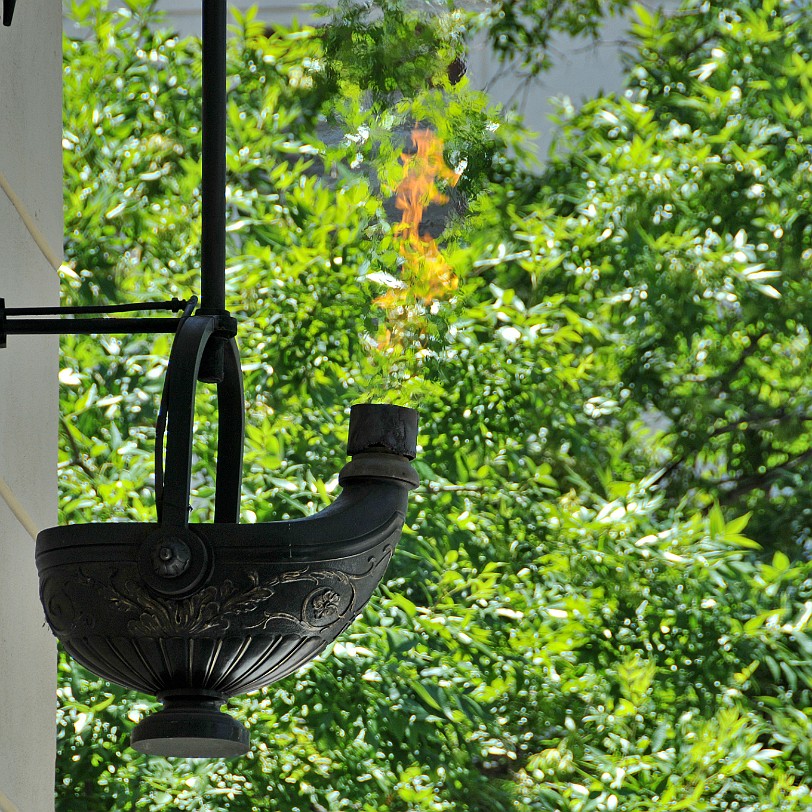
[{"xmin": 0, "ymin": 0, "xmax": 63, "ymax": 809}]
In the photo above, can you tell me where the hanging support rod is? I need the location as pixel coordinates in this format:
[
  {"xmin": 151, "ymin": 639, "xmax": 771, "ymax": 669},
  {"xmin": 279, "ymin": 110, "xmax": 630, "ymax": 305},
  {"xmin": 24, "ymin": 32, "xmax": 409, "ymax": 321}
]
[
  {"xmin": 196, "ymin": 0, "xmax": 230, "ymax": 384},
  {"xmin": 200, "ymin": 0, "xmax": 227, "ymax": 316}
]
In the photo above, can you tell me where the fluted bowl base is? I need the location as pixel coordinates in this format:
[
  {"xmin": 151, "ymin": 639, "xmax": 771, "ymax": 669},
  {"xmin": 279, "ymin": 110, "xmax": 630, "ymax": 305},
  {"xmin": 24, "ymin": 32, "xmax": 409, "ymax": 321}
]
[{"xmin": 131, "ymin": 689, "xmax": 249, "ymax": 758}]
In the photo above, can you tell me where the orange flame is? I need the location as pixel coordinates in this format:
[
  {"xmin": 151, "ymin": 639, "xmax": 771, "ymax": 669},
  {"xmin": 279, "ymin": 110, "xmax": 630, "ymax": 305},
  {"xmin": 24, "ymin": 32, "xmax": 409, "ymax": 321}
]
[
  {"xmin": 375, "ymin": 129, "xmax": 462, "ymax": 350},
  {"xmin": 395, "ymin": 128, "xmax": 461, "ymax": 303}
]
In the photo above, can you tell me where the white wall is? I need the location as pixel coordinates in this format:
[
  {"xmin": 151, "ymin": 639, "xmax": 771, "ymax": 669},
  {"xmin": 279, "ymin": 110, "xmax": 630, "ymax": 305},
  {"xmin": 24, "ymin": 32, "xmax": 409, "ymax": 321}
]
[{"xmin": 0, "ymin": 0, "xmax": 62, "ymax": 809}]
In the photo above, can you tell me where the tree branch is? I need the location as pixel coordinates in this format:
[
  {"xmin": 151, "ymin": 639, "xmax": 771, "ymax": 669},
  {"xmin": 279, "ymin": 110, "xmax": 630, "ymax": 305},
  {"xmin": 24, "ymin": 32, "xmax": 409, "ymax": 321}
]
[
  {"xmin": 60, "ymin": 416, "xmax": 95, "ymax": 479},
  {"xmin": 713, "ymin": 447, "xmax": 812, "ymax": 502}
]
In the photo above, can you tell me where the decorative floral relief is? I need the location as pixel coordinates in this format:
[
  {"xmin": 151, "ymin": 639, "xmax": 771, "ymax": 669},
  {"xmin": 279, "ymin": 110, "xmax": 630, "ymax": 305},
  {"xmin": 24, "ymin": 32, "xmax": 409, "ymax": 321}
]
[
  {"xmin": 78, "ymin": 567, "xmax": 361, "ymax": 636},
  {"xmin": 40, "ymin": 576, "xmax": 97, "ymax": 636},
  {"xmin": 311, "ymin": 589, "xmax": 341, "ymax": 619},
  {"xmin": 93, "ymin": 571, "xmax": 278, "ymax": 635},
  {"xmin": 43, "ymin": 536, "xmax": 398, "ymax": 640}
]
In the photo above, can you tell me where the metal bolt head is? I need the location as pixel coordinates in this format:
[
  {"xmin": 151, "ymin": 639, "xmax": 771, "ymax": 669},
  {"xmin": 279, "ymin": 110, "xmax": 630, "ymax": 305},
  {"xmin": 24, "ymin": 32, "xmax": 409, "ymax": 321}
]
[
  {"xmin": 151, "ymin": 537, "xmax": 192, "ymax": 578},
  {"xmin": 137, "ymin": 529, "xmax": 212, "ymax": 598}
]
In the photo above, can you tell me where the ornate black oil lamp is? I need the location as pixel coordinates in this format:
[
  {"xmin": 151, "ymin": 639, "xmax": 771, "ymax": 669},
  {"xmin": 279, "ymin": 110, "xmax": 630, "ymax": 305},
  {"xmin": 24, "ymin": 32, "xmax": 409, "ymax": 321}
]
[{"xmin": 0, "ymin": 0, "xmax": 418, "ymax": 757}]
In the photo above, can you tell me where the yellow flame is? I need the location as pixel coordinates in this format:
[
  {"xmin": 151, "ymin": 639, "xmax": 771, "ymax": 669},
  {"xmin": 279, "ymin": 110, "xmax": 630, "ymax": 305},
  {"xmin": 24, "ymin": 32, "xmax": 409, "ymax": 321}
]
[
  {"xmin": 376, "ymin": 129, "xmax": 462, "ymax": 349},
  {"xmin": 395, "ymin": 128, "xmax": 461, "ymax": 302}
]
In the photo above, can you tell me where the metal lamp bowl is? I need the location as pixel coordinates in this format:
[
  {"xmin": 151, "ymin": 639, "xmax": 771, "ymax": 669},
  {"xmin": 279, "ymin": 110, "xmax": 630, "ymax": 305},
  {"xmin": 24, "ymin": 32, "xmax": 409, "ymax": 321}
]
[{"xmin": 36, "ymin": 387, "xmax": 419, "ymax": 757}]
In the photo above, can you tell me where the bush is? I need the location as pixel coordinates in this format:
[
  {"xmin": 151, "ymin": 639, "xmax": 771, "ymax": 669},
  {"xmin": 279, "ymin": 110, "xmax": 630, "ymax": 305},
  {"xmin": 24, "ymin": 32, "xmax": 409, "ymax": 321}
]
[{"xmin": 57, "ymin": 0, "xmax": 812, "ymax": 809}]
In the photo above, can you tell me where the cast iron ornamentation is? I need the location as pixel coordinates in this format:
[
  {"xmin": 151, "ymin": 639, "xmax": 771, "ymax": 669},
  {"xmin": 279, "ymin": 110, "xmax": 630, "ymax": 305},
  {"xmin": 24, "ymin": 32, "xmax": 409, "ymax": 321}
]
[{"xmin": 4, "ymin": 0, "xmax": 421, "ymax": 760}]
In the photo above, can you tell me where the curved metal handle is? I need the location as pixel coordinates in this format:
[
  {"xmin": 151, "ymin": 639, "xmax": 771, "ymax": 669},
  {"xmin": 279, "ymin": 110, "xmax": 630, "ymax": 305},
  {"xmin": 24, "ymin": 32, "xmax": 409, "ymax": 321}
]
[
  {"xmin": 159, "ymin": 314, "xmax": 244, "ymax": 528},
  {"xmin": 3, "ymin": 0, "xmax": 17, "ymax": 26},
  {"xmin": 214, "ymin": 337, "xmax": 244, "ymax": 523}
]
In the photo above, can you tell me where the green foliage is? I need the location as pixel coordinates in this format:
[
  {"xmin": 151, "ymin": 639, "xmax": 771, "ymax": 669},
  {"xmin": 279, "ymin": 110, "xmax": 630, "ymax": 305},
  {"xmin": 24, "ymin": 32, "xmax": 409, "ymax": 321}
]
[
  {"xmin": 474, "ymin": 0, "xmax": 812, "ymax": 550},
  {"xmin": 56, "ymin": 0, "xmax": 812, "ymax": 810}
]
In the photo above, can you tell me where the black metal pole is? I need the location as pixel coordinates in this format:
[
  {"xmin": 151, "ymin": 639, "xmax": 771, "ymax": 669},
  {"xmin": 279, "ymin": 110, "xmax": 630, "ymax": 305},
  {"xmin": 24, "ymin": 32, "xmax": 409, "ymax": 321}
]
[
  {"xmin": 200, "ymin": 0, "xmax": 227, "ymax": 315},
  {"xmin": 3, "ymin": 318, "xmax": 183, "ymax": 335},
  {"xmin": 197, "ymin": 0, "xmax": 230, "ymax": 383},
  {"xmin": 4, "ymin": 298, "xmax": 190, "ymax": 316}
]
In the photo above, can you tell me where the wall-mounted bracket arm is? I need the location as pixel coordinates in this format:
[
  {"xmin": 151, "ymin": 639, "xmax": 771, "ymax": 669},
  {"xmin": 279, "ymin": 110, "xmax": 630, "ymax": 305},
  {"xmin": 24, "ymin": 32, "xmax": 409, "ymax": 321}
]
[{"xmin": 0, "ymin": 297, "xmax": 237, "ymax": 346}]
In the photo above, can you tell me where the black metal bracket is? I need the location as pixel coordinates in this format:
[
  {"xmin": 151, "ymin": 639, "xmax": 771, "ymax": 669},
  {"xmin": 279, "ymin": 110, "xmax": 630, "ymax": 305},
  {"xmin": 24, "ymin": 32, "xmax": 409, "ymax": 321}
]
[
  {"xmin": 3, "ymin": 0, "xmax": 17, "ymax": 26},
  {"xmin": 0, "ymin": 297, "xmax": 237, "ymax": 348}
]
